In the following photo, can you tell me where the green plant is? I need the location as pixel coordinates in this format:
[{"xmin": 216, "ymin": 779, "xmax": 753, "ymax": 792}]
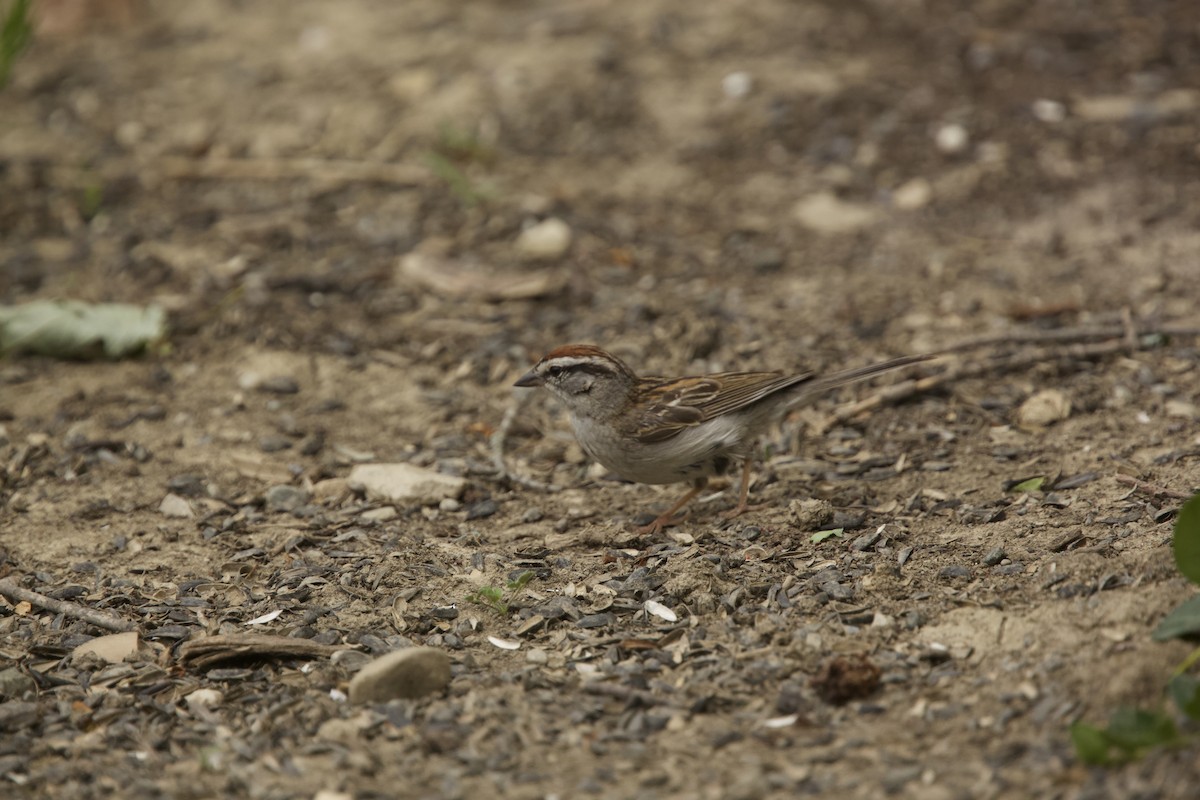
[
  {"xmin": 81, "ymin": 177, "xmax": 104, "ymax": 219},
  {"xmin": 423, "ymin": 122, "xmax": 496, "ymax": 207},
  {"xmin": 1071, "ymin": 493, "xmax": 1200, "ymax": 764},
  {"xmin": 0, "ymin": 0, "xmax": 32, "ymax": 88},
  {"xmin": 465, "ymin": 570, "xmax": 535, "ymax": 615}
]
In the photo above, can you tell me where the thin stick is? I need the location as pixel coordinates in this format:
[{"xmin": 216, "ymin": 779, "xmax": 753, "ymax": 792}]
[
  {"xmin": 179, "ymin": 634, "xmax": 345, "ymax": 669},
  {"xmin": 827, "ymin": 339, "xmax": 1127, "ymax": 425},
  {"xmin": 0, "ymin": 578, "xmax": 135, "ymax": 632},
  {"xmin": 490, "ymin": 392, "xmax": 561, "ymax": 492},
  {"xmin": 43, "ymin": 157, "xmax": 431, "ymax": 189},
  {"xmin": 582, "ymin": 680, "xmax": 682, "ymax": 708},
  {"xmin": 152, "ymin": 156, "xmax": 430, "ymax": 186},
  {"xmin": 931, "ymin": 323, "xmax": 1200, "ymax": 355},
  {"xmin": 1113, "ymin": 474, "xmax": 1192, "ymax": 501}
]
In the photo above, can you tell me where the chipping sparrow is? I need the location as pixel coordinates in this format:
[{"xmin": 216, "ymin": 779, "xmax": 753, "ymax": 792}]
[{"xmin": 514, "ymin": 344, "xmax": 929, "ymax": 533}]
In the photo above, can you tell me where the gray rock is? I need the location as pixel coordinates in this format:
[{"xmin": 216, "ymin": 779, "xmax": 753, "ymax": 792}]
[
  {"xmin": 0, "ymin": 668, "xmax": 35, "ymax": 699},
  {"xmin": 158, "ymin": 493, "xmax": 194, "ymax": 518},
  {"xmin": 465, "ymin": 499, "xmax": 498, "ymax": 520},
  {"xmin": 348, "ymin": 463, "xmax": 465, "ymax": 506},
  {"xmin": 361, "ymin": 506, "xmax": 397, "ymax": 522},
  {"xmin": 348, "ymin": 647, "xmax": 452, "ymax": 704},
  {"xmin": 0, "ymin": 701, "xmax": 39, "ymax": 731},
  {"xmin": 266, "ymin": 485, "xmax": 311, "ymax": 513},
  {"xmin": 982, "ymin": 547, "xmax": 1007, "ymax": 566},
  {"xmin": 259, "ymin": 435, "xmax": 292, "ymax": 453},
  {"xmin": 258, "ymin": 376, "xmax": 300, "ymax": 394},
  {"xmin": 852, "ymin": 529, "xmax": 881, "ymax": 552}
]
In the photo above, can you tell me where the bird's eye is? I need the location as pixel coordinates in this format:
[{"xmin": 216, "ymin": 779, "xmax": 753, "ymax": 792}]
[{"xmin": 547, "ymin": 366, "xmax": 565, "ymax": 378}]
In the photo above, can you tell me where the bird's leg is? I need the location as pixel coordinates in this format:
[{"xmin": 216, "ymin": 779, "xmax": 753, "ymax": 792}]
[
  {"xmin": 634, "ymin": 479, "xmax": 706, "ymax": 534},
  {"xmin": 720, "ymin": 460, "xmax": 760, "ymax": 520}
]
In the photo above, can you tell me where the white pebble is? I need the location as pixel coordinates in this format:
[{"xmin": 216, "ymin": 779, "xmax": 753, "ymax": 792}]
[
  {"xmin": 1032, "ymin": 99, "xmax": 1066, "ymax": 123},
  {"xmin": 893, "ymin": 178, "xmax": 932, "ymax": 210},
  {"xmin": 935, "ymin": 123, "xmax": 969, "ymax": 154},
  {"xmin": 514, "ymin": 217, "xmax": 572, "ymax": 261},
  {"xmin": 722, "ymin": 71, "xmax": 753, "ymax": 99}
]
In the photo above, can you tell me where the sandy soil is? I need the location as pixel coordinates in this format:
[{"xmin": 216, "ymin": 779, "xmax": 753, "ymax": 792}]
[{"xmin": 2, "ymin": 1, "xmax": 1200, "ymax": 798}]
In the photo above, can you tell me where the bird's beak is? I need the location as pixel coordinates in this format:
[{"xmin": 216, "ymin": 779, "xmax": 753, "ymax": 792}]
[{"xmin": 513, "ymin": 370, "xmax": 543, "ymax": 388}]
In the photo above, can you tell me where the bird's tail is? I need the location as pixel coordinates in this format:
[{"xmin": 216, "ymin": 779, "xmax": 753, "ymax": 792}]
[{"xmin": 800, "ymin": 352, "xmax": 934, "ymax": 397}]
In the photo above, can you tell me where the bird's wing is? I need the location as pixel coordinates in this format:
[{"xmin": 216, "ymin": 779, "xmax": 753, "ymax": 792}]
[{"xmin": 631, "ymin": 371, "xmax": 813, "ymax": 444}]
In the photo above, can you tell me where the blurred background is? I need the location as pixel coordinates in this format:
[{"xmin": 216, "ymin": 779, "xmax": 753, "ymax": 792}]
[
  {"xmin": 3, "ymin": 1, "xmax": 1200, "ymax": 797},
  {"xmin": 3, "ymin": 0, "xmax": 1196, "ymax": 376}
]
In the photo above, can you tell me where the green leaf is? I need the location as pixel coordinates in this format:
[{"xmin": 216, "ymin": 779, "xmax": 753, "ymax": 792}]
[
  {"xmin": 1070, "ymin": 722, "xmax": 1114, "ymax": 765},
  {"xmin": 1172, "ymin": 494, "xmax": 1200, "ymax": 586},
  {"xmin": 1011, "ymin": 476, "xmax": 1046, "ymax": 493},
  {"xmin": 507, "ymin": 571, "xmax": 535, "ymax": 592},
  {"xmin": 1169, "ymin": 674, "xmax": 1200, "ymax": 720},
  {"xmin": 1103, "ymin": 707, "xmax": 1178, "ymax": 752},
  {"xmin": 0, "ymin": 0, "xmax": 33, "ymax": 89},
  {"xmin": 1153, "ymin": 595, "xmax": 1200, "ymax": 642},
  {"xmin": 810, "ymin": 528, "xmax": 844, "ymax": 544},
  {"xmin": 0, "ymin": 301, "xmax": 166, "ymax": 359}
]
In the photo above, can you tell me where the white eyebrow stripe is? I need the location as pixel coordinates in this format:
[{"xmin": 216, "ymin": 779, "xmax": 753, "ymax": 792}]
[{"xmin": 541, "ymin": 356, "xmax": 610, "ymax": 370}]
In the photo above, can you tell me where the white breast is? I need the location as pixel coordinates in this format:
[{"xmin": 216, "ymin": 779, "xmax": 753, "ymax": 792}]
[{"xmin": 571, "ymin": 414, "xmax": 752, "ymax": 485}]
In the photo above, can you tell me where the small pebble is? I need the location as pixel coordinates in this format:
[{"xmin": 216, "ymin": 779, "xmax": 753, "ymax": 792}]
[
  {"xmin": 361, "ymin": 506, "xmax": 397, "ymax": 522},
  {"xmin": 1032, "ymin": 99, "xmax": 1066, "ymax": 123},
  {"xmin": 349, "ymin": 463, "xmax": 465, "ymax": 506},
  {"xmin": 258, "ymin": 376, "xmax": 300, "ymax": 394},
  {"xmin": 721, "ymin": 71, "xmax": 753, "ymax": 99},
  {"xmin": 168, "ymin": 473, "xmax": 206, "ymax": 497},
  {"xmin": 982, "ymin": 547, "xmax": 1007, "ymax": 566},
  {"xmin": 348, "ymin": 647, "xmax": 452, "ymax": 704},
  {"xmin": 265, "ymin": 485, "xmax": 311, "ymax": 513},
  {"xmin": 1017, "ymin": 389, "xmax": 1071, "ymax": 428},
  {"xmin": 935, "ymin": 123, "xmax": 969, "ymax": 154},
  {"xmin": 299, "ymin": 433, "xmax": 324, "ymax": 455},
  {"xmin": 852, "ymin": 530, "xmax": 882, "ymax": 552},
  {"xmin": 259, "ymin": 435, "xmax": 292, "ymax": 453},
  {"xmin": 521, "ymin": 508, "xmax": 545, "ymax": 523},
  {"xmin": 789, "ymin": 498, "xmax": 833, "ymax": 529},
  {"xmin": 893, "ymin": 177, "xmax": 932, "ymax": 210},
  {"xmin": 439, "ymin": 498, "xmax": 461, "ymax": 512},
  {"xmin": 0, "ymin": 667, "xmax": 36, "ymax": 699},
  {"xmin": 466, "ymin": 499, "xmax": 498, "ymax": 520},
  {"xmin": 184, "ymin": 688, "xmax": 224, "ymax": 713},
  {"xmin": 939, "ymin": 564, "xmax": 972, "ymax": 580},
  {"xmin": 514, "ymin": 217, "xmax": 572, "ymax": 261},
  {"xmin": 158, "ymin": 493, "xmax": 194, "ymax": 518}
]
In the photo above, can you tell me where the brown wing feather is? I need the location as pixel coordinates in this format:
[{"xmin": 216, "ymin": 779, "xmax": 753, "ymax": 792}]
[
  {"xmin": 629, "ymin": 353, "xmax": 932, "ymax": 445},
  {"xmin": 632, "ymin": 371, "xmax": 814, "ymax": 444}
]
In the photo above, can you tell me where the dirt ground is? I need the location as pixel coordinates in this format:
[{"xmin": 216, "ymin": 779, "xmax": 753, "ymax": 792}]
[{"xmin": 3, "ymin": 0, "xmax": 1200, "ymax": 797}]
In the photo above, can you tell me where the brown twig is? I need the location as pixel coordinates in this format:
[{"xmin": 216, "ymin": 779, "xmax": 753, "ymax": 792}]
[
  {"xmin": 0, "ymin": 578, "xmax": 135, "ymax": 632},
  {"xmin": 931, "ymin": 323, "xmax": 1200, "ymax": 355},
  {"xmin": 827, "ymin": 339, "xmax": 1127, "ymax": 425},
  {"xmin": 153, "ymin": 156, "xmax": 431, "ymax": 186},
  {"xmin": 490, "ymin": 392, "xmax": 561, "ymax": 493},
  {"xmin": 1113, "ymin": 474, "xmax": 1192, "ymax": 501},
  {"xmin": 178, "ymin": 633, "xmax": 347, "ymax": 669},
  {"xmin": 582, "ymin": 680, "xmax": 683, "ymax": 708},
  {"xmin": 42, "ymin": 156, "xmax": 431, "ymax": 189}
]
